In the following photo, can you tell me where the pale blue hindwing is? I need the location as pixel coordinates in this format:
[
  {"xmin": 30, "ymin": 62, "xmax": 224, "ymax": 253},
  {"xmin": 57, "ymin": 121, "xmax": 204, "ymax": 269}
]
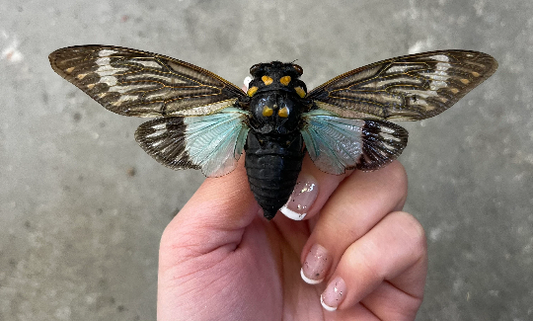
[
  {"xmin": 183, "ymin": 107, "xmax": 250, "ymax": 177},
  {"xmin": 135, "ymin": 107, "xmax": 249, "ymax": 177},
  {"xmin": 301, "ymin": 110, "xmax": 365, "ymax": 175}
]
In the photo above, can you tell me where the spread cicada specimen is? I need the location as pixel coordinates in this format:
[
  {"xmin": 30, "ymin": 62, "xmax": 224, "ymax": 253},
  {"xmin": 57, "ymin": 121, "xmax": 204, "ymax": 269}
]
[{"xmin": 49, "ymin": 46, "xmax": 497, "ymax": 219}]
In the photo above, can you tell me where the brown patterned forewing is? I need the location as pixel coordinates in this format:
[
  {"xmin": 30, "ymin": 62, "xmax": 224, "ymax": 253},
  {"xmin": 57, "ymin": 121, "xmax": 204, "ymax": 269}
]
[
  {"xmin": 307, "ymin": 50, "xmax": 497, "ymax": 121},
  {"xmin": 49, "ymin": 45, "xmax": 246, "ymax": 117}
]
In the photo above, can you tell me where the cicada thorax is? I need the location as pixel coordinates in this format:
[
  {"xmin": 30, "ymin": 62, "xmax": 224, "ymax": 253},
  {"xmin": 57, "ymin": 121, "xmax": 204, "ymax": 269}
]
[{"xmin": 244, "ymin": 90, "xmax": 307, "ymax": 220}]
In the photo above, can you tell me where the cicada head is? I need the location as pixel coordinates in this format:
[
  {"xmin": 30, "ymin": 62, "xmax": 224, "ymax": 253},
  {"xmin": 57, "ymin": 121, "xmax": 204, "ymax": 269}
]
[{"xmin": 247, "ymin": 61, "xmax": 307, "ymax": 98}]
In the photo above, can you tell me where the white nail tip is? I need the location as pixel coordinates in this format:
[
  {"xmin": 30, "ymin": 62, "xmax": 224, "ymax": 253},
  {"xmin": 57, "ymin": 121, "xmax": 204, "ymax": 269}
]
[
  {"xmin": 320, "ymin": 295, "xmax": 337, "ymax": 312},
  {"xmin": 280, "ymin": 205, "xmax": 306, "ymax": 221},
  {"xmin": 300, "ymin": 268, "xmax": 323, "ymax": 285}
]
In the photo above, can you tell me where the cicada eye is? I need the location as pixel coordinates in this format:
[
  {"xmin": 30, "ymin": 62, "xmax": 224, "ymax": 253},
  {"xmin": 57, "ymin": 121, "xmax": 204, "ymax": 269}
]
[
  {"xmin": 250, "ymin": 63, "xmax": 261, "ymax": 76},
  {"xmin": 292, "ymin": 64, "xmax": 303, "ymax": 76}
]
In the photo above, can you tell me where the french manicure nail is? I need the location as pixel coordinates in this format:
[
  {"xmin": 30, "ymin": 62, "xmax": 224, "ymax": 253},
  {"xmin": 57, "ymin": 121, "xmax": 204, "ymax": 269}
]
[
  {"xmin": 280, "ymin": 175, "xmax": 318, "ymax": 221},
  {"xmin": 301, "ymin": 244, "xmax": 330, "ymax": 284},
  {"xmin": 321, "ymin": 276, "xmax": 346, "ymax": 311}
]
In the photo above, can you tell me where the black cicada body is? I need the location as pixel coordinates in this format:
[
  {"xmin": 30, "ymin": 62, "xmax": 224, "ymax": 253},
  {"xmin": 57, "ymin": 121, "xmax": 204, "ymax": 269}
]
[
  {"xmin": 49, "ymin": 46, "xmax": 497, "ymax": 219},
  {"xmin": 244, "ymin": 62, "xmax": 309, "ymax": 218}
]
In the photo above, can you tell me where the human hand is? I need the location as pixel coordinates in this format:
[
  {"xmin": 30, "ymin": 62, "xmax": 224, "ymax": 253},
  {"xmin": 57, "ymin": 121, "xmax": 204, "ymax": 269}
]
[{"xmin": 157, "ymin": 157, "xmax": 427, "ymax": 320}]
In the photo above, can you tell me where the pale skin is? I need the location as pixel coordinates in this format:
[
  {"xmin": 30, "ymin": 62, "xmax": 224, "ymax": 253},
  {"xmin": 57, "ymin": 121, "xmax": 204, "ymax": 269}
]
[{"xmin": 157, "ymin": 157, "xmax": 427, "ymax": 320}]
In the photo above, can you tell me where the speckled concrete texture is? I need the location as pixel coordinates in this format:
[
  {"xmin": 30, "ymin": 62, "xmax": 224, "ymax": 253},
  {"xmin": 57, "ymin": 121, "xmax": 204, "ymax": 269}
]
[{"xmin": 1, "ymin": 0, "xmax": 531, "ymax": 320}]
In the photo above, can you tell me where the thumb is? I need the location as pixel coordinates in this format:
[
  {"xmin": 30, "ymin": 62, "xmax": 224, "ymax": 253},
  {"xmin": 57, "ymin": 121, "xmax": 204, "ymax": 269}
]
[{"xmin": 159, "ymin": 160, "xmax": 260, "ymax": 268}]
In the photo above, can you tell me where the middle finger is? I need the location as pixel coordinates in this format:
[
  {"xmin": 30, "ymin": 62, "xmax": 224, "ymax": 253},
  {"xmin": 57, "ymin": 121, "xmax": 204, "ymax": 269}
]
[{"xmin": 300, "ymin": 161, "xmax": 408, "ymax": 284}]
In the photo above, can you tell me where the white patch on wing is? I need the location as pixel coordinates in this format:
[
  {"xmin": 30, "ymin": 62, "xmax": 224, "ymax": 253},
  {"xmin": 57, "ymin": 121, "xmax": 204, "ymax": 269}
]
[
  {"xmin": 94, "ymin": 56, "xmax": 128, "ymax": 89},
  {"xmin": 436, "ymin": 62, "xmax": 452, "ymax": 71},
  {"xmin": 95, "ymin": 57, "xmax": 111, "ymax": 66},
  {"xmin": 409, "ymin": 97, "xmax": 430, "ymax": 107},
  {"xmin": 386, "ymin": 65, "xmax": 411, "ymax": 73},
  {"xmin": 429, "ymin": 54, "xmax": 450, "ymax": 62},
  {"xmin": 424, "ymin": 60, "xmax": 452, "ymax": 92},
  {"xmin": 149, "ymin": 140, "xmax": 163, "ymax": 148},
  {"xmin": 142, "ymin": 123, "xmax": 168, "ymax": 139},
  {"xmin": 430, "ymin": 81, "xmax": 448, "ymax": 91},
  {"xmin": 379, "ymin": 128, "xmax": 401, "ymax": 140},
  {"xmin": 379, "ymin": 125, "xmax": 396, "ymax": 134},
  {"xmin": 378, "ymin": 129, "xmax": 403, "ymax": 151},
  {"xmin": 151, "ymin": 123, "xmax": 167, "ymax": 130},
  {"xmin": 99, "ymin": 75, "xmax": 118, "ymax": 86},
  {"xmin": 98, "ymin": 49, "xmax": 118, "ymax": 57},
  {"xmin": 130, "ymin": 59, "xmax": 163, "ymax": 69}
]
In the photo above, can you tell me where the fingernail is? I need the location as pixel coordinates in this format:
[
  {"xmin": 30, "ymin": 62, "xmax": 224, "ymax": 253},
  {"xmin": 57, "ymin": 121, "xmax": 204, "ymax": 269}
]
[
  {"xmin": 280, "ymin": 175, "xmax": 318, "ymax": 221},
  {"xmin": 320, "ymin": 276, "xmax": 346, "ymax": 311},
  {"xmin": 301, "ymin": 244, "xmax": 330, "ymax": 284}
]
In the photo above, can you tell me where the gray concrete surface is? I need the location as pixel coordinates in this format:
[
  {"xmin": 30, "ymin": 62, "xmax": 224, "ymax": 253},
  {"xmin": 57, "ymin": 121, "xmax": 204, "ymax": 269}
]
[{"xmin": 1, "ymin": 0, "xmax": 531, "ymax": 320}]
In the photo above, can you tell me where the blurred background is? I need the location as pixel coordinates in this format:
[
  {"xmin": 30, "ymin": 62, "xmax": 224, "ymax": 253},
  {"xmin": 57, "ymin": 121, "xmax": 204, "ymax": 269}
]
[{"xmin": 1, "ymin": 0, "xmax": 531, "ymax": 320}]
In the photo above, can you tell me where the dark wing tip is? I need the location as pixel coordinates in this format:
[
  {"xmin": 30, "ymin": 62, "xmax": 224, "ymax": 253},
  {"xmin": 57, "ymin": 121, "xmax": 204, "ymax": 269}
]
[{"xmin": 356, "ymin": 119, "xmax": 409, "ymax": 171}]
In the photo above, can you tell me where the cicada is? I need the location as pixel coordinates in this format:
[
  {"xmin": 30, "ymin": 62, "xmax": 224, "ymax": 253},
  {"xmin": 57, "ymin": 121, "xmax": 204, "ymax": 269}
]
[{"xmin": 49, "ymin": 46, "xmax": 497, "ymax": 219}]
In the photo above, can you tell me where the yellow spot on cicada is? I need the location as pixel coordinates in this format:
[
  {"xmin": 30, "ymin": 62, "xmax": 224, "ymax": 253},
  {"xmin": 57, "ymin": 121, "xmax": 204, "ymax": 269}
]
[
  {"xmin": 280, "ymin": 76, "xmax": 291, "ymax": 86},
  {"xmin": 262, "ymin": 106, "xmax": 274, "ymax": 117},
  {"xmin": 87, "ymin": 83, "xmax": 96, "ymax": 90},
  {"xmin": 262, "ymin": 75, "xmax": 273, "ymax": 85},
  {"xmin": 248, "ymin": 86, "xmax": 258, "ymax": 97},
  {"xmin": 471, "ymin": 71, "xmax": 480, "ymax": 77},
  {"xmin": 65, "ymin": 67, "xmax": 75, "ymax": 74},
  {"xmin": 278, "ymin": 106, "xmax": 289, "ymax": 118},
  {"xmin": 450, "ymin": 87, "xmax": 459, "ymax": 94},
  {"xmin": 77, "ymin": 73, "xmax": 87, "ymax": 80},
  {"xmin": 460, "ymin": 78, "xmax": 470, "ymax": 84},
  {"xmin": 295, "ymin": 86, "xmax": 306, "ymax": 98}
]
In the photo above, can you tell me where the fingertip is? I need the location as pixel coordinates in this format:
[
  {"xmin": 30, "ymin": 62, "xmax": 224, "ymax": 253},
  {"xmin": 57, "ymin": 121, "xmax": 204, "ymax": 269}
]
[
  {"xmin": 280, "ymin": 173, "xmax": 318, "ymax": 220},
  {"xmin": 320, "ymin": 295, "xmax": 338, "ymax": 312},
  {"xmin": 281, "ymin": 205, "xmax": 307, "ymax": 220},
  {"xmin": 301, "ymin": 268, "xmax": 323, "ymax": 285},
  {"xmin": 282, "ymin": 155, "xmax": 349, "ymax": 221}
]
